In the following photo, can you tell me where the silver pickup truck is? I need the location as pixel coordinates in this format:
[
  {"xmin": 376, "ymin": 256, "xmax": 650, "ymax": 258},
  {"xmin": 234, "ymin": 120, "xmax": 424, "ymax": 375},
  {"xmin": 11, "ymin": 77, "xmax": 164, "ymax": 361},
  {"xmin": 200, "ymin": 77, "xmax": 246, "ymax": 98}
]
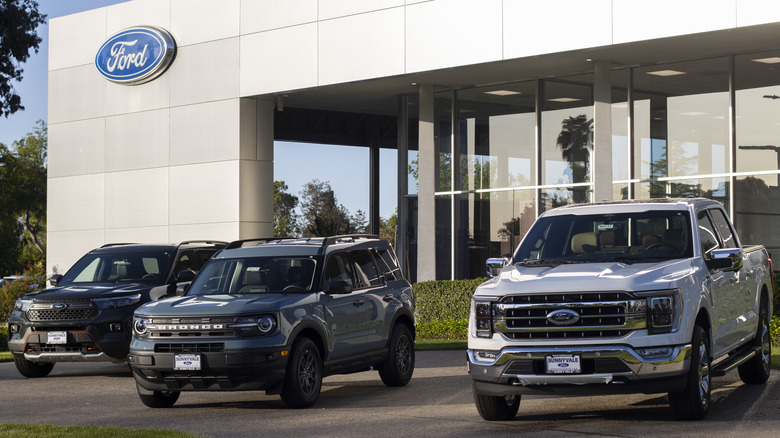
[{"xmin": 468, "ymin": 198, "xmax": 773, "ymax": 421}]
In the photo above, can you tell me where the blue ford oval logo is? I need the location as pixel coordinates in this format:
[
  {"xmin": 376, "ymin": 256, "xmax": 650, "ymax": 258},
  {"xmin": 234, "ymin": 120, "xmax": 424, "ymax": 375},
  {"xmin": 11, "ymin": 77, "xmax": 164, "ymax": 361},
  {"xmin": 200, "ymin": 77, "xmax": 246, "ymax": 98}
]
[
  {"xmin": 52, "ymin": 303, "xmax": 68, "ymax": 310},
  {"xmin": 547, "ymin": 309, "xmax": 580, "ymax": 326},
  {"xmin": 95, "ymin": 26, "xmax": 176, "ymax": 85}
]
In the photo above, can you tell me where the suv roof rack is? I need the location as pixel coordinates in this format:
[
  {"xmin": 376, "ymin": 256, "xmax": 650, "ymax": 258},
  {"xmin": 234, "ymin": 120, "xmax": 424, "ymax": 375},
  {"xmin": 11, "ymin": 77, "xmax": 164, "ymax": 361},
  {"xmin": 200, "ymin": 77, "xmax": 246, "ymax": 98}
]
[
  {"xmin": 100, "ymin": 243, "xmax": 138, "ymax": 248},
  {"xmin": 179, "ymin": 240, "xmax": 228, "ymax": 247},
  {"xmin": 224, "ymin": 237, "xmax": 295, "ymax": 250},
  {"xmin": 321, "ymin": 234, "xmax": 380, "ymax": 246},
  {"xmin": 224, "ymin": 235, "xmax": 382, "ymax": 252}
]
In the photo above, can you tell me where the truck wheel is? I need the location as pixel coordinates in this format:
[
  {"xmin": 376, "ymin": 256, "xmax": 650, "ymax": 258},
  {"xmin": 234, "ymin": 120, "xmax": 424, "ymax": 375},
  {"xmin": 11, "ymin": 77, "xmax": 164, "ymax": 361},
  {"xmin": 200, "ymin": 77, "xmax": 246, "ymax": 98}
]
[
  {"xmin": 669, "ymin": 324, "xmax": 710, "ymax": 420},
  {"xmin": 379, "ymin": 323, "xmax": 415, "ymax": 387},
  {"xmin": 280, "ymin": 337, "xmax": 322, "ymax": 408},
  {"xmin": 13, "ymin": 357, "xmax": 54, "ymax": 378},
  {"xmin": 136, "ymin": 384, "xmax": 180, "ymax": 408},
  {"xmin": 472, "ymin": 382, "xmax": 521, "ymax": 421},
  {"xmin": 738, "ymin": 303, "xmax": 771, "ymax": 384}
]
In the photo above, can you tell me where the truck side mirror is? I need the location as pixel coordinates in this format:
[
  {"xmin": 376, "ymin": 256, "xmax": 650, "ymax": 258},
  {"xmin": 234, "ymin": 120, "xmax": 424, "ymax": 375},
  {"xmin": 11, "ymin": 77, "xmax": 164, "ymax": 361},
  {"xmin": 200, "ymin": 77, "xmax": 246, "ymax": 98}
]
[
  {"xmin": 706, "ymin": 248, "xmax": 743, "ymax": 272},
  {"xmin": 49, "ymin": 274, "xmax": 63, "ymax": 287}
]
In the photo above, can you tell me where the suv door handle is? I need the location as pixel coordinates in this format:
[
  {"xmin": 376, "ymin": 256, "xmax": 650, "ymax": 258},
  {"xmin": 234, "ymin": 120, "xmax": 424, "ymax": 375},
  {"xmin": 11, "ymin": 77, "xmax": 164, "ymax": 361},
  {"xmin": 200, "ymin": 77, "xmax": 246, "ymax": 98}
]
[
  {"xmin": 383, "ymin": 294, "xmax": 394, "ymax": 302},
  {"xmin": 353, "ymin": 300, "xmax": 364, "ymax": 306}
]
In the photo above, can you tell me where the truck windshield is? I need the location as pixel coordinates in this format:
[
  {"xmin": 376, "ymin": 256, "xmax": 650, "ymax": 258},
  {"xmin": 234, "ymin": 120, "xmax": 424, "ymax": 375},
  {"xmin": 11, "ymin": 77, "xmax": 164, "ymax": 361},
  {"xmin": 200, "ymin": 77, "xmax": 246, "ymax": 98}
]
[
  {"xmin": 514, "ymin": 210, "xmax": 693, "ymax": 264},
  {"xmin": 188, "ymin": 256, "xmax": 318, "ymax": 295}
]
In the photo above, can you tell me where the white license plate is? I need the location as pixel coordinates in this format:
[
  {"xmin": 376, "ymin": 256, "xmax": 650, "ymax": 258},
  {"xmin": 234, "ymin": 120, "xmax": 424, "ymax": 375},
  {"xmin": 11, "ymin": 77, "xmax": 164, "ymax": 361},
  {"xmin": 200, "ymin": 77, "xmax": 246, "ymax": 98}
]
[
  {"xmin": 545, "ymin": 355, "xmax": 581, "ymax": 374},
  {"xmin": 47, "ymin": 331, "xmax": 67, "ymax": 344},
  {"xmin": 174, "ymin": 354, "xmax": 201, "ymax": 370}
]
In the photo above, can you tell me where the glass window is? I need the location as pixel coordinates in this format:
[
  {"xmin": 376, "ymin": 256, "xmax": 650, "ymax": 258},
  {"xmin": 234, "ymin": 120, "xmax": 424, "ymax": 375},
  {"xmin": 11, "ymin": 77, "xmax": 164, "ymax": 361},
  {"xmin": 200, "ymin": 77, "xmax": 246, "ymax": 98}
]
[
  {"xmin": 324, "ymin": 253, "xmax": 354, "ymax": 289},
  {"xmin": 374, "ymin": 248, "xmax": 401, "ymax": 281},
  {"xmin": 698, "ymin": 211, "xmax": 720, "ymax": 255},
  {"xmin": 352, "ymin": 250, "xmax": 381, "ymax": 287},
  {"xmin": 709, "ymin": 208, "xmax": 738, "ymax": 249},
  {"xmin": 60, "ymin": 250, "xmax": 173, "ymax": 285}
]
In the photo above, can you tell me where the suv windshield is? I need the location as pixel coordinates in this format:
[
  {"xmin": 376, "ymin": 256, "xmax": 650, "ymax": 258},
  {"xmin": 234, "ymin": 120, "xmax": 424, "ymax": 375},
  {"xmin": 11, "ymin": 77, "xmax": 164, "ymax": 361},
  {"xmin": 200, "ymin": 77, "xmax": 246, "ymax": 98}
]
[
  {"xmin": 188, "ymin": 256, "xmax": 319, "ymax": 295},
  {"xmin": 514, "ymin": 210, "xmax": 693, "ymax": 264},
  {"xmin": 59, "ymin": 250, "xmax": 174, "ymax": 285}
]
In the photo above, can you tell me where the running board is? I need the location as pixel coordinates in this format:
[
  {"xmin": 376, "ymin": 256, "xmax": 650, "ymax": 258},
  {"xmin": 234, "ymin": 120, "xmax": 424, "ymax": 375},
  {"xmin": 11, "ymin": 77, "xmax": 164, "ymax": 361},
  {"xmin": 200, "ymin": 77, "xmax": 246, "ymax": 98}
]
[{"xmin": 710, "ymin": 344, "xmax": 761, "ymax": 377}]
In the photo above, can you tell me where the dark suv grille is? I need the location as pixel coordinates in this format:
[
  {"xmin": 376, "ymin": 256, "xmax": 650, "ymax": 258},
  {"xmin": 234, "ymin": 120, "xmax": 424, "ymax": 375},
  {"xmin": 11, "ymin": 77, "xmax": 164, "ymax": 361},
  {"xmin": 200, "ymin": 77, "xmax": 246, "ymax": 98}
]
[
  {"xmin": 27, "ymin": 300, "xmax": 98, "ymax": 322},
  {"xmin": 494, "ymin": 292, "xmax": 646, "ymax": 339}
]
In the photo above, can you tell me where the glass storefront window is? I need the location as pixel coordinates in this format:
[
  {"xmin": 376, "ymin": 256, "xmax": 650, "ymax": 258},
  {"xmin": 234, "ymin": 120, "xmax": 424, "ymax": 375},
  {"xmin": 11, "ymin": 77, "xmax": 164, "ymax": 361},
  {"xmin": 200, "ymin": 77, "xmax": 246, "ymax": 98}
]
[
  {"xmin": 435, "ymin": 194, "xmax": 451, "ymax": 280},
  {"xmin": 542, "ymin": 79, "xmax": 594, "ymax": 203},
  {"xmin": 436, "ymin": 92, "xmax": 453, "ymax": 192},
  {"xmin": 540, "ymin": 187, "xmax": 577, "ymax": 213}
]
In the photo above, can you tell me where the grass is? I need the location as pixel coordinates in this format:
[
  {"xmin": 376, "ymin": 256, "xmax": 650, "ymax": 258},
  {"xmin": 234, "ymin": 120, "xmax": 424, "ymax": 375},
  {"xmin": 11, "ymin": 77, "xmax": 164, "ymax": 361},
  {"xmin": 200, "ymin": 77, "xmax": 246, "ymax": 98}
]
[
  {"xmin": 0, "ymin": 424, "xmax": 200, "ymax": 437},
  {"xmin": 0, "ymin": 352, "xmax": 10, "ymax": 363}
]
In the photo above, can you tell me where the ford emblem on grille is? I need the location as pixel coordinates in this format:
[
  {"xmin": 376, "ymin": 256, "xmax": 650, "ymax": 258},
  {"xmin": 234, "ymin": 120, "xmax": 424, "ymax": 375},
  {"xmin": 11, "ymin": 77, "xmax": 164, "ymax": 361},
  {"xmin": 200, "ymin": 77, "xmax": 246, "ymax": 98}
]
[
  {"xmin": 547, "ymin": 309, "xmax": 580, "ymax": 326},
  {"xmin": 52, "ymin": 303, "xmax": 68, "ymax": 310}
]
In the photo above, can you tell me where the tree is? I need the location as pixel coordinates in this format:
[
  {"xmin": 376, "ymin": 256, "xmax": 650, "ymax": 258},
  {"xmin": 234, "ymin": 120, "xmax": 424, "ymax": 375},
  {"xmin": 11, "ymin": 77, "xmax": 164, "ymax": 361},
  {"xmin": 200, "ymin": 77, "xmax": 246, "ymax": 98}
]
[
  {"xmin": 380, "ymin": 210, "xmax": 398, "ymax": 249},
  {"xmin": 0, "ymin": 0, "xmax": 46, "ymax": 117},
  {"xmin": 299, "ymin": 179, "xmax": 355, "ymax": 237},
  {"xmin": 0, "ymin": 120, "xmax": 46, "ymax": 273},
  {"xmin": 273, "ymin": 180, "xmax": 299, "ymax": 237},
  {"xmin": 556, "ymin": 115, "xmax": 593, "ymax": 203}
]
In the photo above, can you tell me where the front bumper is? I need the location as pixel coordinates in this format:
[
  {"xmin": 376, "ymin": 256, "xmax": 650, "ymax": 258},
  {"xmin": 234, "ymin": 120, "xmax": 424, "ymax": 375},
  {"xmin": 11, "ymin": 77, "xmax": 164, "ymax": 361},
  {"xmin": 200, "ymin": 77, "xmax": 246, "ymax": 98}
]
[
  {"xmin": 468, "ymin": 344, "xmax": 691, "ymax": 396},
  {"xmin": 7, "ymin": 321, "xmax": 132, "ymax": 364}
]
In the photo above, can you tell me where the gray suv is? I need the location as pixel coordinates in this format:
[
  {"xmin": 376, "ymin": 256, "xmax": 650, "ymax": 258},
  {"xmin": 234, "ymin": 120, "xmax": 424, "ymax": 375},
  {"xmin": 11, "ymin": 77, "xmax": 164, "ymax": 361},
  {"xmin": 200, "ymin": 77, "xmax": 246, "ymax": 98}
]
[{"xmin": 128, "ymin": 235, "xmax": 415, "ymax": 408}]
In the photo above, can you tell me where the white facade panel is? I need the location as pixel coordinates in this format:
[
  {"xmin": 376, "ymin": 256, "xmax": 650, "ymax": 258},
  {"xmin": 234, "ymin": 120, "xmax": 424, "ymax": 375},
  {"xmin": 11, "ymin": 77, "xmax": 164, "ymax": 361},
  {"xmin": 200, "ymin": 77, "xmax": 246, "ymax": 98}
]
[
  {"xmin": 169, "ymin": 162, "xmax": 240, "ymax": 225},
  {"xmin": 48, "ymin": 65, "xmax": 106, "ymax": 124},
  {"xmin": 105, "ymin": 109, "xmax": 170, "ymax": 172},
  {"xmin": 105, "ymin": 75, "xmax": 171, "ymax": 116},
  {"xmin": 239, "ymin": 160, "xmax": 273, "ymax": 223},
  {"xmin": 171, "ymin": 0, "xmax": 240, "ymax": 46},
  {"xmin": 504, "ymin": 0, "xmax": 612, "ymax": 58},
  {"xmin": 406, "ymin": 0, "xmax": 503, "ymax": 73},
  {"xmin": 613, "ymin": 0, "xmax": 736, "ymax": 43},
  {"xmin": 48, "ymin": 8, "xmax": 107, "ymax": 71},
  {"xmin": 737, "ymin": 0, "xmax": 780, "ymax": 26},
  {"xmin": 47, "ymin": 174, "xmax": 105, "ymax": 232},
  {"xmin": 47, "ymin": 119, "xmax": 106, "ymax": 178},
  {"xmin": 47, "ymin": 230, "xmax": 106, "ymax": 276},
  {"xmin": 104, "ymin": 226, "xmax": 170, "ymax": 245},
  {"xmin": 240, "ymin": 24, "xmax": 318, "ymax": 96},
  {"xmin": 169, "ymin": 223, "xmax": 238, "ymax": 243},
  {"xmin": 240, "ymin": 0, "xmax": 317, "ymax": 34},
  {"xmin": 169, "ymin": 38, "xmax": 240, "ymax": 107},
  {"xmin": 104, "ymin": 168, "xmax": 169, "ymax": 228},
  {"xmin": 106, "ymin": 0, "xmax": 171, "ymax": 35},
  {"xmin": 319, "ymin": 0, "xmax": 404, "ymax": 20},
  {"xmin": 319, "ymin": 8, "xmax": 405, "ymax": 85},
  {"xmin": 170, "ymin": 99, "xmax": 240, "ymax": 165}
]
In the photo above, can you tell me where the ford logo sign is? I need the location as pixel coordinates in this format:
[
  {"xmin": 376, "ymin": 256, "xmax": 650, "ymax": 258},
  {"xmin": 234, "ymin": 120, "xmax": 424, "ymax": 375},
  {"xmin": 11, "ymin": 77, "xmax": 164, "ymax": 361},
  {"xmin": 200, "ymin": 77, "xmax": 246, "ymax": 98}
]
[
  {"xmin": 52, "ymin": 303, "xmax": 68, "ymax": 310},
  {"xmin": 547, "ymin": 309, "xmax": 580, "ymax": 326},
  {"xmin": 95, "ymin": 26, "xmax": 176, "ymax": 85}
]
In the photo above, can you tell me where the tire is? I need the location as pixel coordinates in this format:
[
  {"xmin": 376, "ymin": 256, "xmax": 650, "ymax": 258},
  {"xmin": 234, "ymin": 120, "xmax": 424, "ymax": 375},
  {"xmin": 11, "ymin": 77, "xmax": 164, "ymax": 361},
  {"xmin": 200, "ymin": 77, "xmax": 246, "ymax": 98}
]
[
  {"xmin": 13, "ymin": 357, "xmax": 54, "ymax": 378},
  {"xmin": 738, "ymin": 303, "xmax": 772, "ymax": 384},
  {"xmin": 472, "ymin": 382, "xmax": 521, "ymax": 421},
  {"xmin": 280, "ymin": 337, "xmax": 322, "ymax": 408},
  {"xmin": 379, "ymin": 324, "xmax": 415, "ymax": 387},
  {"xmin": 136, "ymin": 384, "xmax": 180, "ymax": 408},
  {"xmin": 669, "ymin": 324, "xmax": 711, "ymax": 420}
]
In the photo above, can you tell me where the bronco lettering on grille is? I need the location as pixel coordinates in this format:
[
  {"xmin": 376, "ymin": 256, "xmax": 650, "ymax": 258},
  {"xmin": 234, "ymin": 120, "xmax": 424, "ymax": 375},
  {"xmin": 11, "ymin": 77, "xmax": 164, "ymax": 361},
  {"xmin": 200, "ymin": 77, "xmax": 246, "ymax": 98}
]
[{"xmin": 151, "ymin": 324, "xmax": 224, "ymax": 330}]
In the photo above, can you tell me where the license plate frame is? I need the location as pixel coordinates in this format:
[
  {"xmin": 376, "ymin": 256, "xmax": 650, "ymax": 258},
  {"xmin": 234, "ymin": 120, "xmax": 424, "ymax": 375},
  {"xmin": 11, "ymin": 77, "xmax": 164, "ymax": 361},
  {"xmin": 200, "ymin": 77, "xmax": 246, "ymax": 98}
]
[
  {"xmin": 174, "ymin": 354, "xmax": 201, "ymax": 370},
  {"xmin": 545, "ymin": 355, "xmax": 581, "ymax": 374},
  {"xmin": 46, "ymin": 331, "xmax": 67, "ymax": 345}
]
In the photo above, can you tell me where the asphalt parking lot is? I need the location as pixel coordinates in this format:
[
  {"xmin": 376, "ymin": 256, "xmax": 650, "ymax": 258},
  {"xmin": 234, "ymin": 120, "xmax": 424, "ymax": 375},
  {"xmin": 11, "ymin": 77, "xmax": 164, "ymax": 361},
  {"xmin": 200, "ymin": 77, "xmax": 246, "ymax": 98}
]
[{"xmin": 1, "ymin": 350, "xmax": 778, "ymax": 437}]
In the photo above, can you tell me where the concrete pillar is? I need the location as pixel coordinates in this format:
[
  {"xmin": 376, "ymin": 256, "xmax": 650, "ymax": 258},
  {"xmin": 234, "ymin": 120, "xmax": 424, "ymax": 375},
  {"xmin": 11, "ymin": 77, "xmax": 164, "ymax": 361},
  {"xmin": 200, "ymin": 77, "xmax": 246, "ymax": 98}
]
[
  {"xmin": 593, "ymin": 61, "xmax": 613, "ymax": 202},
  {"xmin": 239, "ymin": 98, "xmax": 274, "ymax": 238},
  {"xmin": 417, "ymin": 84, "xmax": 436, "ymax": 281}
]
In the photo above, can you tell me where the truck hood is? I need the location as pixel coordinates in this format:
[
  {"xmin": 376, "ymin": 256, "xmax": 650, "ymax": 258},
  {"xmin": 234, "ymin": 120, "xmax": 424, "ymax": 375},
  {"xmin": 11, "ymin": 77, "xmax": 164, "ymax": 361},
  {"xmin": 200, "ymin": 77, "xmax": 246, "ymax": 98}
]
[
  {"xmin": 136, "ymin": 293, "xmax": 313, "ymax": 316},
  {"xmin": 475, "ymin": 258, "xmax": 698, "ymax": 296},
  {"xmin": 24, "ymin": 283, "xmax": 152, "ymax": 300}
]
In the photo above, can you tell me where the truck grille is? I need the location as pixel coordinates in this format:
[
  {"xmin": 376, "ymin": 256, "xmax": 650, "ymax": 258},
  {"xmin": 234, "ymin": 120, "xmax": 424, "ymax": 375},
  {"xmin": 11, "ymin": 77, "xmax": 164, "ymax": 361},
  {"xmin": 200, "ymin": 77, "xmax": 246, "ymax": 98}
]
[
  {"xmin": 27, "ymin": 301, "xmax": 98, "ymax": 322},
  {"xmin": 493, "ymin": 292, "xmax": 646, "ymax": 339}
]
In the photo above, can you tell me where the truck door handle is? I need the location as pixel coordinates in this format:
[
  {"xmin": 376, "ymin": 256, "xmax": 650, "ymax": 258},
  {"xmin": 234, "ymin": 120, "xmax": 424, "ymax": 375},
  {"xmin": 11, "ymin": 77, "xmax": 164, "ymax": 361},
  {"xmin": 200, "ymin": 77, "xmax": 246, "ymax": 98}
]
[
  {"xmin": 383, "ymin": 294, "xmax": 394, "ymax": 302},
  {"xmin": 353, "ymin": 300, "xmax": 364, "ymax": 306}
]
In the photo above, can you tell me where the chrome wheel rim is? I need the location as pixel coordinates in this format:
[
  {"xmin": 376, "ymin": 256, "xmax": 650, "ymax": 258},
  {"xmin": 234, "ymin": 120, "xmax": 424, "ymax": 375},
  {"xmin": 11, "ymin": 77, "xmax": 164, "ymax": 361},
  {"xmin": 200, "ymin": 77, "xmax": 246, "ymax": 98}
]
[
  {"xmin": 298, "ymin": 349, "xmax": 318, "ymax": 395},
  {"xmin": 760, "ymin": 317, "xmax": 771, "ymax": 371},
  {"xmin": 697, "ymin": 341, "xmax": 710, "ymax": 408},
  {"xmin": 395, "ymin": 335, "xmax": 412, "ymax": 374}
]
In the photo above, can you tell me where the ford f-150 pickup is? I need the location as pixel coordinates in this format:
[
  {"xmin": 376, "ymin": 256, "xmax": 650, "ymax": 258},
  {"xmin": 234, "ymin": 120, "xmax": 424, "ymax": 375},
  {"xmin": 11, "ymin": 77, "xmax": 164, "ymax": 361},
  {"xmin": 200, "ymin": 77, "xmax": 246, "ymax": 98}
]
[{"xmin": 468, "ymin": 198, "xmax": 773, "ymax": 421}]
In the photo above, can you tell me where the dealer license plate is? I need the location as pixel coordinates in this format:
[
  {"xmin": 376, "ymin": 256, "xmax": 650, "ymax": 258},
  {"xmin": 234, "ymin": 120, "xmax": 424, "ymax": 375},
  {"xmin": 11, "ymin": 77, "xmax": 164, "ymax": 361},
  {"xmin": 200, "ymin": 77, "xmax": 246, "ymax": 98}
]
[
  {"xmin": 545, "ymin": 355, "xmax": 581, "ymax": 374},
  {"xmin": 174, "ymin": 354, "xmax": 201, "ymax": 370},
  {"xmin": 47, "ymin": 331, "xmax": 67, "ymax": 345}
]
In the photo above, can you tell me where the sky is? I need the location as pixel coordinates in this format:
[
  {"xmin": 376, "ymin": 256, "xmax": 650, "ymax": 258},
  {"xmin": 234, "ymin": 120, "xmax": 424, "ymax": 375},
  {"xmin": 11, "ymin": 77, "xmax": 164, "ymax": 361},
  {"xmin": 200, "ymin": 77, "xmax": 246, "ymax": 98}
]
[{"xmin": 0, "ymin": 0, "xmax": 398, "ymax": 220}]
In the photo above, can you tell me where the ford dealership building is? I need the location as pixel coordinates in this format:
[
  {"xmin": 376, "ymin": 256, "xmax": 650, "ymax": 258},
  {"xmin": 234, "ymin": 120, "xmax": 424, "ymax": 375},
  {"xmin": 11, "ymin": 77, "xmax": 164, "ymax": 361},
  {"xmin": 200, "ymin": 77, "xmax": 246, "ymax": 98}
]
[{"xmin": 48, "ymin": 0, "xmax": 780, "ymax": 281}]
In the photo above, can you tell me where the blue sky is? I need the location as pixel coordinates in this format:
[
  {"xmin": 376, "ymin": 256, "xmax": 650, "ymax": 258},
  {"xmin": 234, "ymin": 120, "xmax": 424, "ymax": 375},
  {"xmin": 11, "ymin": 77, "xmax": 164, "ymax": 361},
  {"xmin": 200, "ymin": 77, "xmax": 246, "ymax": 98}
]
[{"xmin": 0, "ymin": 0, "xmax": 398, "ymax": 220}]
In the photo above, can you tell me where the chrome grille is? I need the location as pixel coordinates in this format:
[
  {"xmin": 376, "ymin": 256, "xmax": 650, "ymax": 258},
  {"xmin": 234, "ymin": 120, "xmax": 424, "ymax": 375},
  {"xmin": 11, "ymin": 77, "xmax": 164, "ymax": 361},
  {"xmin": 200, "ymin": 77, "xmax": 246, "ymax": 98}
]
[{"xmin": 494, "ymin": 293, "xmax": 646, "ymax": 339}]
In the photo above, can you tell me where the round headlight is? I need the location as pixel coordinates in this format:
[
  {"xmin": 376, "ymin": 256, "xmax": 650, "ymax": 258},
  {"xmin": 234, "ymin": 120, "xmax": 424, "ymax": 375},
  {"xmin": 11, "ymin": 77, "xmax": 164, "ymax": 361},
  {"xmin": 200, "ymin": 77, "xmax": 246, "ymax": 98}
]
[
  {"xmin": 133, "ymin": 317, "xmax": 149, "ymax": 336},
  {"xmin": 257, "ymin": 315, "xmax": 276, "ymax": 334}
]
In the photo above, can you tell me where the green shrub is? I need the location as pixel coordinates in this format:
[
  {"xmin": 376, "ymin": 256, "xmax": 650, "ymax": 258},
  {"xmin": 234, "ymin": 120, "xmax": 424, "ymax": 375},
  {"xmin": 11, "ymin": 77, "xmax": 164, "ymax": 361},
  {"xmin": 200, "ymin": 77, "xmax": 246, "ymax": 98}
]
[
  {"xmin": 771, "ymin": 315, "xmax": 780, "ymax": 347},
  {"xmin": 414, "ymin": 278, "xmax": 487, "ymax": 340},
  {"xmin": 0, "ymin": 325, "xmax": 7, "ymax": 351},
  {"xmin": 0, "ymin": 265, "xmax": 47, "ymax": 323}
]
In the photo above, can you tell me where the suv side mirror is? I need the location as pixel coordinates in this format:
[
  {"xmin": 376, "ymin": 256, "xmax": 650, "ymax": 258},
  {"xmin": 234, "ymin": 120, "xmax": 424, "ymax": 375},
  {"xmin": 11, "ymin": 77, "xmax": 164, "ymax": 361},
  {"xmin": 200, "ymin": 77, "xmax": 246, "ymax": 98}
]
[
  {"xmin": 705, "ymin": 248, "xmax": 743, "ymax": 272},
  {"xmin": 50, "ymin": 274, "xmax": 63, "ymax": 287},
  {"xmin": 176, "ymin": 269, "xmax": 197, "ymax": 282},
  {"xmin": 175, "ymin": 283, "xmax": 190, "ymax": 296},
  {"xmin": 328, "ymin": 280, "xmax": 353, "ymax": 294}
]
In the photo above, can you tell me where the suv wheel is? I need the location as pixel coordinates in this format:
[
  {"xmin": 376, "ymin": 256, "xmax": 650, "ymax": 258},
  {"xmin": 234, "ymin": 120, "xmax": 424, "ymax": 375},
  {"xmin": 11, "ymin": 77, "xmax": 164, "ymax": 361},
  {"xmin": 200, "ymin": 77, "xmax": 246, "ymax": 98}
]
[
  {"xmin": 280, "ymin": 337, "xmax": 322, "ymax": 408},
  {"xmin": 13, "ymin": 357, "xmax": 54, "ymax": 378},
  {"xmin": 379, "ymin": 324, "xmax": 414, "ymax": 386},
  {"xmin": 137, "ymin": 384, "xmax": 180, "ymax": 408}
]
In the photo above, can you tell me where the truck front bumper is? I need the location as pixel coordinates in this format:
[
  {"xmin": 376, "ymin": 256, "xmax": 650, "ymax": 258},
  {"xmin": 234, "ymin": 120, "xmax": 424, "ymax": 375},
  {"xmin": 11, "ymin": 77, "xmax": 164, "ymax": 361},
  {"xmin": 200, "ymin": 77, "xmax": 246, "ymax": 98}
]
[{"xmin": 468, "ymin": 344, "xmax": 691, "ymax": 396}]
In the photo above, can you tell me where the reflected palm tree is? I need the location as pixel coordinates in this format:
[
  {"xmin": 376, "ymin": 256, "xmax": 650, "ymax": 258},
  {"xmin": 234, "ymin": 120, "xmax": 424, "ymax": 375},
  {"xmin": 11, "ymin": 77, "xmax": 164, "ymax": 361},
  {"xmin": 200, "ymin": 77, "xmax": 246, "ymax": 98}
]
[{"xmin": 556, "ymin": 115, "xmax": 593, "ymax": 203}]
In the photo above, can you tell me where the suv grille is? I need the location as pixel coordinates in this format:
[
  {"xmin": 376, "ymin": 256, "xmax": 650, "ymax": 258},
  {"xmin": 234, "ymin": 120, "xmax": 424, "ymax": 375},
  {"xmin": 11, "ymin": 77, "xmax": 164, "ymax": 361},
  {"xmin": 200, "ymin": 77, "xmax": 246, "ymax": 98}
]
[
  {"xmin": 494, "ymin": 292, "xmax": 646, "ymax": 339},
  {"xmin": 27, "ymin": 300, "xmax": 98, "ymax": 322},
  {"xmin": 155, "ymin": 343, "xmax": 225, "ymax": 353},
  {"xmin": 146, "ymin": 316, "xmax": 243, "ymax": 338}
]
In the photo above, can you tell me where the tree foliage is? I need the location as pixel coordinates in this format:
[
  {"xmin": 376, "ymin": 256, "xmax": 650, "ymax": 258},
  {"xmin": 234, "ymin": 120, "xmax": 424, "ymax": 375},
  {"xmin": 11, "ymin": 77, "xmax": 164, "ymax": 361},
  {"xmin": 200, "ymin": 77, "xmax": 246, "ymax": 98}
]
[
  {"xmin": 273, "ymin": 180, "xmax": 299, "ymax": 237},
  {"xmin": 556, "ymin": 115, "xmax": 593, "ymax": 203},
  {"xmin": 0, "ymin": 0, "xmax": 46, "ymax": 117},
  {"xmin": 299, "ymin": 179, "xmax": 356, "ymax": 237}
]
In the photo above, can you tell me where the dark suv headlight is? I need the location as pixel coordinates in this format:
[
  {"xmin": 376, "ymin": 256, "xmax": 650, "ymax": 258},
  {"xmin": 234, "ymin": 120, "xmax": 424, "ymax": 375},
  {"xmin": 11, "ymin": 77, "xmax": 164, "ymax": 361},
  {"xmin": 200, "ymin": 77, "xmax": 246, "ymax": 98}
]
[
  {"xmin": 94, "ymin": 294, "xmax": 141, "ymax": 310},
  {"xmin": 229, "ymin": 314, "xmax": 277, "ymax": 337}
]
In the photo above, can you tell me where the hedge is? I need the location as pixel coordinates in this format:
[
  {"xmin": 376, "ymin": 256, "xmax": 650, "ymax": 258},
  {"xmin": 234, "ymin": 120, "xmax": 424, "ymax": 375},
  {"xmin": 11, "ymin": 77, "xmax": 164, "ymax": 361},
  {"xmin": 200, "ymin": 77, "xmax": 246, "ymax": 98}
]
[{"xmin": 414, "ymin": 278, "xmax": 487, "ymax": 340}]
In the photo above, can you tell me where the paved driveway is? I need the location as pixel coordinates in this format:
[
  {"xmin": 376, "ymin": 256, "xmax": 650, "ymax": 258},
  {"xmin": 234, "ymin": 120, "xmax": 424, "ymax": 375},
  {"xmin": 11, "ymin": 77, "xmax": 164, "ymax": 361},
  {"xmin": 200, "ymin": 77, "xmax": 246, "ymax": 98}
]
[{"xmin": 1, "ymin": 350, "xmax": 778, "ymax": 437}]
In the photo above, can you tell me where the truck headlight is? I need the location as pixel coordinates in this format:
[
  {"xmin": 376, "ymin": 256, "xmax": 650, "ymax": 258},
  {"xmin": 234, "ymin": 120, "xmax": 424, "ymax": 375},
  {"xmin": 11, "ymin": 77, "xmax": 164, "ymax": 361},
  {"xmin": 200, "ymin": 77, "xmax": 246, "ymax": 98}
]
[
  {"xmin": 474, "ymin": 301, "xmax": 493, "ymax": 338},
  {"xmin": 14, "ymin": 299, "xmax": 33, "ymax": 312},
  {"xmin": 648, "ymin": 296, "xmax": 674, "ymax": 334},
  {"xmin": 94, "ymin": 294, "xmax": 141, "ymax": 310},
  {"xmin": 133, "ymin": 317, "xmax": 150, "ymax": 336}
]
